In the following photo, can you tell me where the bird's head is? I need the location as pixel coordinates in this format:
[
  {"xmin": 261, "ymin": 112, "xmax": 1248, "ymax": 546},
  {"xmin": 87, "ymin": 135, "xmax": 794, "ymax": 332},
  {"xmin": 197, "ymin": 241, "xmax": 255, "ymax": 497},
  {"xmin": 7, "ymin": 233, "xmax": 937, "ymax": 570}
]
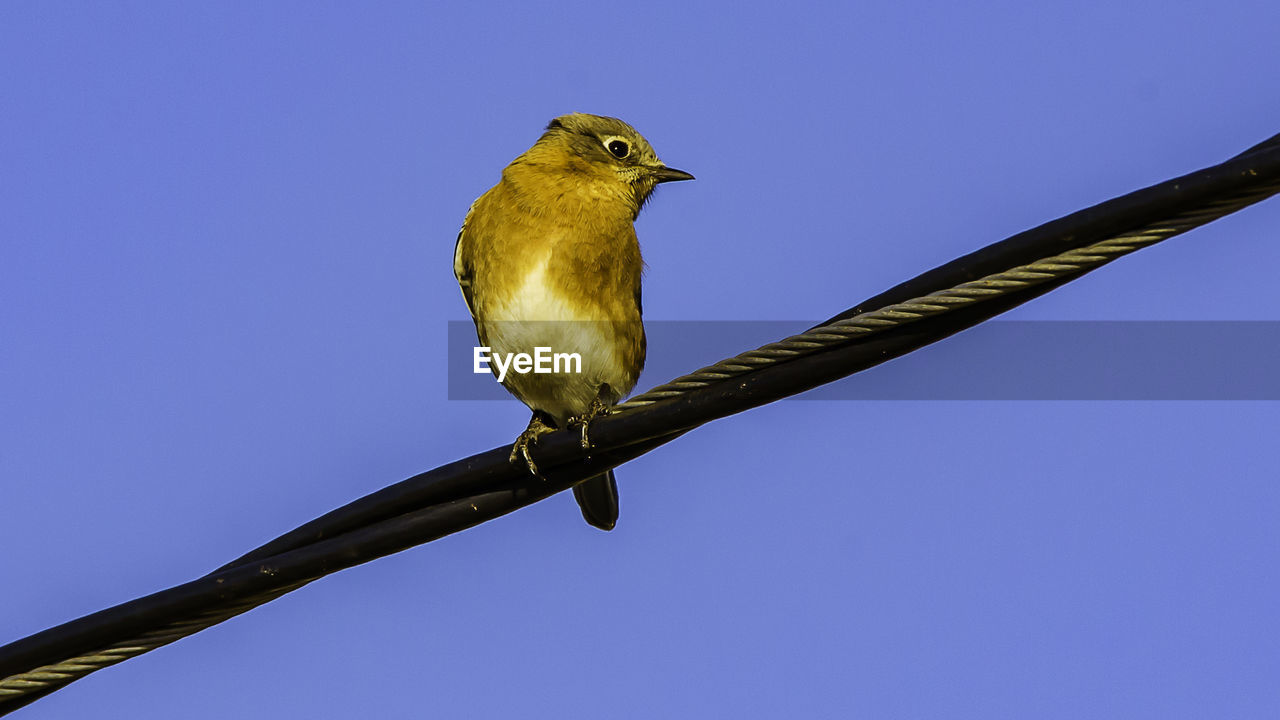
[{"xmin": 528, "ymin": 112, "xmax": 694, "ymax": 215}]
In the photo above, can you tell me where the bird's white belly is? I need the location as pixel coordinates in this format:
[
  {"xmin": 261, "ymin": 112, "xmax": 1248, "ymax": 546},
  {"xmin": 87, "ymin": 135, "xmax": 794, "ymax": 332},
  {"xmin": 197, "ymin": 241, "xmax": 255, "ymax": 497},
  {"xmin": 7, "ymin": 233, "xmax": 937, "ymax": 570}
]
[{"xmin": 482, "ymin": 259, "xmax": 635, "ymax": 420}]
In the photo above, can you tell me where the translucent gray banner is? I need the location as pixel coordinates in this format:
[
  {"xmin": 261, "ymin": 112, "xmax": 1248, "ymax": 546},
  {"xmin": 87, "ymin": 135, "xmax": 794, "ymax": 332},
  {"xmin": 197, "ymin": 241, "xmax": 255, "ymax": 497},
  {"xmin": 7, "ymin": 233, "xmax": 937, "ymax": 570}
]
[{"xmin": 446, "ymin": 321, "xmax": 1280, "ymax": 400}]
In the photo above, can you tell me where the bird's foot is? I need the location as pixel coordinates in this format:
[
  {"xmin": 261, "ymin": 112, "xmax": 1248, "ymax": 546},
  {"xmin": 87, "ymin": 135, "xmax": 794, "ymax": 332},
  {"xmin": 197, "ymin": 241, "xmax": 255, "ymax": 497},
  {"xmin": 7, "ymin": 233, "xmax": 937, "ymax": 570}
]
[
  {"xmin": 568, "ymin": 396, "xmax": 612, "ymax": 452},
  {"xmin": 509, "ymin": 413, "xmax": 556, "ymax": 476}
]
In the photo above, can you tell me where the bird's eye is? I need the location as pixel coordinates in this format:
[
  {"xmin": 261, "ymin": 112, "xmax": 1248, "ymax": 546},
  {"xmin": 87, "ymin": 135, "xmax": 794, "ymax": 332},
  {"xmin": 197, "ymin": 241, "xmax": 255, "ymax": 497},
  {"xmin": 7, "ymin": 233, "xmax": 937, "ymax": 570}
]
[{"xmin": 605, "ymin": 138, "xmax": 631, "ymax": 159}]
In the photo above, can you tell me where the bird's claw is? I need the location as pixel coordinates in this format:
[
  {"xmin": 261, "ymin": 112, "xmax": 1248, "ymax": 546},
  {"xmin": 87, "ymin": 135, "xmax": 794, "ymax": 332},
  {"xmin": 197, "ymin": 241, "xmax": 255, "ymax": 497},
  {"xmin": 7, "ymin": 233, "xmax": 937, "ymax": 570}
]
[
  {"xmin": 509, "ymin": 415, "xmax": 555, "ymax": 476},
  {"xmin": 569, "ymin": 397, "xmax": 612, "ymax": 452}
]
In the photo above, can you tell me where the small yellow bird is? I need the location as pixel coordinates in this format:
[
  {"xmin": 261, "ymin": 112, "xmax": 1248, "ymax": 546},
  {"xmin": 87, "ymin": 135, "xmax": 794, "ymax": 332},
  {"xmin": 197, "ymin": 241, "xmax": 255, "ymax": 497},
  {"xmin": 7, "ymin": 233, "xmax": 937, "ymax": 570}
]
[{"xmin": 453, "ymin": 113, "xmax": 693, "ymax": 530}]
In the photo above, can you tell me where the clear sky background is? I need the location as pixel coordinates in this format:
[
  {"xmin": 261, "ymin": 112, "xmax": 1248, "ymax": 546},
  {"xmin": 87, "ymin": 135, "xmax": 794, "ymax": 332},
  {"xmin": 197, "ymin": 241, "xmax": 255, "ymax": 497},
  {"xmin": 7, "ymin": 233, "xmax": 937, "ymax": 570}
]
[{"xmin": 3, "ymin": 2, "xmax": 1279, "ymax": 718}]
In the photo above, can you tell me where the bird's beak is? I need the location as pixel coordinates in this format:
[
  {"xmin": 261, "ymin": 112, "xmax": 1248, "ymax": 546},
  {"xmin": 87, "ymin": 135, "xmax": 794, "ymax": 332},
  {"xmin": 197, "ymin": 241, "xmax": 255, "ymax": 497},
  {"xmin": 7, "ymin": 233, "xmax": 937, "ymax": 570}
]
[{"xmin": 650, "ymin": 165, "xmax": 695, "ymax": 183}]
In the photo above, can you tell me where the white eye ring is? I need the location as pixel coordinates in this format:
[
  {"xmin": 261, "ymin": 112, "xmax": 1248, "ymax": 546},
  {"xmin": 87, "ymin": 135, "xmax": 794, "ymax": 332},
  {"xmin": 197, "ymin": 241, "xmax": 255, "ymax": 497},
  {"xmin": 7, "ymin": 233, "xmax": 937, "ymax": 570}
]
[{"xmin": 602, "ymin": 136, "xmax": 631, "ymax": 160}]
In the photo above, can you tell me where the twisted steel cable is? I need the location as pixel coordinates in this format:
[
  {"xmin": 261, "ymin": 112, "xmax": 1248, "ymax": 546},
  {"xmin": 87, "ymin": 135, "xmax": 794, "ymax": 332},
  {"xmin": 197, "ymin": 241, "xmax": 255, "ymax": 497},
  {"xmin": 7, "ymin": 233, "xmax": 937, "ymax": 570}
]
[
  {"xmin": 621, "ymin": 182, "xmax": 1280, "ymax": 408},
  {"xmin": 2, "ymin": 133, "xmax": 1278, "ymax": 715},
  {"xmin": 0, "ymin": 585, "xmax": 304, "ymax": 705}
]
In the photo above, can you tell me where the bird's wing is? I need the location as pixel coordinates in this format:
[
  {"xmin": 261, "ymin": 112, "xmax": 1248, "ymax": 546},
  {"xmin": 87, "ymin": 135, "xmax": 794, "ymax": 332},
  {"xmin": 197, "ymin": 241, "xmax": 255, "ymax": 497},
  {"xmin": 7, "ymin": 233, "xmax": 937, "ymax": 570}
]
[{"xmin": 453, "ymin": 202, "xmax": 478, "ymax": 324}]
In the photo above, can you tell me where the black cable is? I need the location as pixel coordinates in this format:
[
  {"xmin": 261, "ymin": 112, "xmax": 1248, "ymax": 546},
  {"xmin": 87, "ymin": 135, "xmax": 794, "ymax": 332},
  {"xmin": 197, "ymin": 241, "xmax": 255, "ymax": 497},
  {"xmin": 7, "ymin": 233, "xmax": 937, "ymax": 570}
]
[
  {"xmin": 824, "ymin": 133, "xmax": 1280, "ymax": 324},
  {"xmin": 2, "ymin": 132, "xmax": 1278, "ymax": 715}
]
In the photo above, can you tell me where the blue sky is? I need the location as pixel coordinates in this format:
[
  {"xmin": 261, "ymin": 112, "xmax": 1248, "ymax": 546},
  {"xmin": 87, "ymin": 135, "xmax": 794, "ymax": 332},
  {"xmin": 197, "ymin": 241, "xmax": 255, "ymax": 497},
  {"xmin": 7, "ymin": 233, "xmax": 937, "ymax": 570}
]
[{"xmin": 3, "ymin": 2, "xmax": 1279, "ymax": 718}]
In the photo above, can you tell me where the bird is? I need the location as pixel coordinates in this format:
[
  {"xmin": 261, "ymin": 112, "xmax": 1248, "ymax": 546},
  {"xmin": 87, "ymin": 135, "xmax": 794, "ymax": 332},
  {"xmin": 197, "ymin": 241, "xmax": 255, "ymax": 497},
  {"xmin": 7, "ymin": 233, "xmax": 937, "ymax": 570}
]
[{"xmin": 453, "ymin": 113, "xmax": 693, "ymax": 530}]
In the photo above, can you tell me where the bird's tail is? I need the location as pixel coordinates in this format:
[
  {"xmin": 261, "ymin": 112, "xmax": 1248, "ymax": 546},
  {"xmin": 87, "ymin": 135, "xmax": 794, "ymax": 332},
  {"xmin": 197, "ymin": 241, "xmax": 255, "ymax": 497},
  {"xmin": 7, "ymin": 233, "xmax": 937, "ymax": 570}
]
[{"xmin": 573, "ymin": 470, "xmax": 619, "ymax": 531}]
